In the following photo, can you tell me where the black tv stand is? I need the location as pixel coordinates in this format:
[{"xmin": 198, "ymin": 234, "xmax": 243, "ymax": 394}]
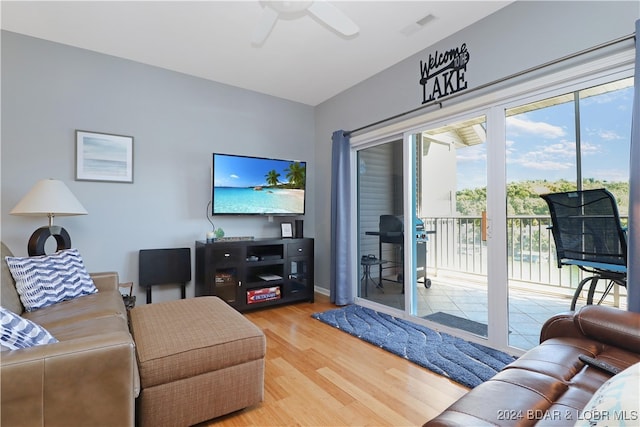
[{"xmin": 195, "ymin": 237, "xmax": 314, "ymax": 312}]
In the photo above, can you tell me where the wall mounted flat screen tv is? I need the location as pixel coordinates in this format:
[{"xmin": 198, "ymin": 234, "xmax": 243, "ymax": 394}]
[{"xmin": 212, "ymin": 153, "xmax": 306, "ymax": 215}]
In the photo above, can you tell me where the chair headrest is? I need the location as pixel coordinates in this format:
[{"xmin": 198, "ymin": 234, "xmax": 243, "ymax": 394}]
[{"xmin": 379, "ymin": 215, "xmax": 403, "ymax": 232}]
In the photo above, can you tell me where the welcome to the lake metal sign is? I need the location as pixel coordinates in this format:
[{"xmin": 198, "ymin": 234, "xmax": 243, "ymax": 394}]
[{"xmin": 419, "ymin": 43, "xmax": 470, "ymax": 104}]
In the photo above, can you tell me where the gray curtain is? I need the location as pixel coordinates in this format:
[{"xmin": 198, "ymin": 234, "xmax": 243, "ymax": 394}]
[
  {"xmin": 330, "ymin": 130, "xmax": 354, "ymax": 305},
  {"xmin": 628, "ymin": 19, "xmax": 640, "ymax": 312}
]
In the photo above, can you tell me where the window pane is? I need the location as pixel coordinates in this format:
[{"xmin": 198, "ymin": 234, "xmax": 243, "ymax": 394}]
[
  {"xmin": 506, "ymin": 96, "xmax": 577, "ymax": 214},
  {"xmin": 504, "ymin": 77, "xmax": 632, "ymax": 350},
  {"xmin": 578, "ymin": 77, "xmax": 633, "ymax": 216}
]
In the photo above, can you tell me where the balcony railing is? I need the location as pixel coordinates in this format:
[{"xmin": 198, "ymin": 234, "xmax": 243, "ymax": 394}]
[{"xmin": 421, "ymin": 214, "xmax": 628, "ymax": 294}]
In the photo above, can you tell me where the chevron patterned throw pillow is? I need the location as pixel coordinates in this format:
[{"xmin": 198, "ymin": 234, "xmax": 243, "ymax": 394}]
[
  {"xmin": 5, "ymin": 248, "xmax": 98, "ymax": 312},
  {"xmin": 0, "ymin": 306, "xmax": 58, "ymax": 349}
]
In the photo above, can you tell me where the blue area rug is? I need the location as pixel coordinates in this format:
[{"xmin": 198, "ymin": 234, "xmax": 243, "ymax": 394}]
[{"xmin": 312, "ymin": 305, "xmax": 516, "ymax": 389}]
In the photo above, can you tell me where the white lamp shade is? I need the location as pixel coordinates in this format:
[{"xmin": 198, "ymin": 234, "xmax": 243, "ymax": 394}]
[{"xmin": 10, "ymin": 179, "xmax": 88, "ymax": 217}]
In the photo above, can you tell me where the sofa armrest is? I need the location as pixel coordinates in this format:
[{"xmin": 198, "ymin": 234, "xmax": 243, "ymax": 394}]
[
  {"xmin": 539, "ymin": 311, "xmax": 582, "ymax": 343},
  {"xmin": 1, "ymin": 331, "xmax": 137, "ymax": 426},
  {"xmin": 540, "ymin": 305, "xmax": 640, "ymax": 353},
  {"xmin": 574, "ymin": 305, "xmax": 640, "ymax": 353},
  {"xmin": 90, "ymin": 271, "xmax": 119, "ymax": 292}
]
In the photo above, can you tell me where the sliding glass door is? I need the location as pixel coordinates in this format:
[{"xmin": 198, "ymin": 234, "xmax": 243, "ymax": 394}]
[
  {"xmin": 412, "ymin": 115, "xmax": 489, "ymax": 338},
  {"xmin": 352, "ymin": 55, "xmax": 633, "ymax": 353},
  {"xmin": 357, "ymin": 138, "xmax": 405, "ymax": 310}
]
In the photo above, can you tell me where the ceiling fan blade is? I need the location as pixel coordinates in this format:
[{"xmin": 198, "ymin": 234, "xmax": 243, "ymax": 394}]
[
  {"xmin": 251, "ymin": 6, "xmax": 279, "ymax": 45},
  {"xmin": 308, "ymin": 1, "xmax": 359, "ymax": 37}
]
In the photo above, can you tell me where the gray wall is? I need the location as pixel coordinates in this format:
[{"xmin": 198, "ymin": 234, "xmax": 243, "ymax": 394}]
[
  {"xmin": 2, "ymin": 1, "xmax": 638, "ymax": 300},
  {"xmin": 313, "ymin": 1, "xmax": 639, "ymax": 292},
  {"xmin": 1, "ymin": 31, "xmax": 315, "ymax": 303}
]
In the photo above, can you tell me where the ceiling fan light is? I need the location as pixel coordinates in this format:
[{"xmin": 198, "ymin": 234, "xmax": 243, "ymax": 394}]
[
  {"xmin": 307, "ymin": 1, "xmax": 359, "ymax": 37},
  {"xmin": 253, "ymin": 0, "xmax": 359, "ymax": 46}
]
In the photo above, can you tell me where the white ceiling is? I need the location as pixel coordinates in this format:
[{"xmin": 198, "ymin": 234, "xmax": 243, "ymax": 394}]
[{"xmin": 1, "ymin": 1, "xmax": 513, "ymax": 106}]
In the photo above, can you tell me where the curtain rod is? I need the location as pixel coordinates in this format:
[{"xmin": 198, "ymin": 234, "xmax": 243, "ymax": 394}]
[{"xmin": 345, "ymin": 32, "xmax": 636, "ymax": 137}]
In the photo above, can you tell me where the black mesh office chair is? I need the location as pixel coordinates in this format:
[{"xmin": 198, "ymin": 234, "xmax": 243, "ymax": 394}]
[{"xmin": 540, "ymin": 189, "xmax": 627, "ymax": 310}]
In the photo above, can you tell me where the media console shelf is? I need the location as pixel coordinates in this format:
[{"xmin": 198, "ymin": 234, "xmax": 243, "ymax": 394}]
[{"xmin": 195, "ymin": 237, "xmax": 314, "ymax": 312}]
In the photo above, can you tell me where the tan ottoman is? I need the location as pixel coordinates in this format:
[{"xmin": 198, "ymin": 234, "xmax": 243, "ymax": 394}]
[{"xmin": 129, "ymin": 296, "xmax": 265, "ymax": 426}]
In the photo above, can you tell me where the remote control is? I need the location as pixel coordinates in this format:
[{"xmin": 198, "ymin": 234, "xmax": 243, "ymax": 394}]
[{"xmin": 578, "ymin": 354, "xmax": 622, "ymax": 376}]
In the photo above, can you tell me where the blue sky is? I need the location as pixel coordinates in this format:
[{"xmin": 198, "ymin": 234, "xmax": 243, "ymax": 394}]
[
  {"xmin": 456, "ymin": 82, "xmax": 633, "ymax": 190},
  {"xmin": 83, "ymin": 135, "xmax": 128, "ymax": 161},
  {"xmin": 213, "ymin": 154, "xmax": 304, "ymax": 188}
]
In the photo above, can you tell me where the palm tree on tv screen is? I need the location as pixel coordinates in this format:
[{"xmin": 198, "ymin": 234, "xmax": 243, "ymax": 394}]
[
  {"xmin": 265, "ymin": 170, "xmax": 280, "ymax": 187},
  {"xmin": 284, "ymin": 162, "xmax": 305, "ymax": 189}
]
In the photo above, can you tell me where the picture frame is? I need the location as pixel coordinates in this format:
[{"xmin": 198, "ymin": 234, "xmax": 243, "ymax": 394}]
[
  {"xmin": 280, "ymin": 222, "xmax": 293, "ymax": 238},
  {"xmin": 76, "ymin": 130, "xmax": 134, "ymax": 183}
]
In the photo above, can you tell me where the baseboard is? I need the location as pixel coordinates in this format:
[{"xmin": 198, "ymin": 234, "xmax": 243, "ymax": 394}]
[{"xmin": 314, "ymin": 286, "xmax": 330, "ymax": 297}]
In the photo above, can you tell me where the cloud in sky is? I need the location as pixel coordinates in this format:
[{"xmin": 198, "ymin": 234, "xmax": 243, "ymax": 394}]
[
  {"xmin": 597, "ymin": 129, "xmax": 623, "ymax": 141},
  {"xmin": 230, "ymin": 174, "xmax": 239, "ymax": 179},
  {"xmin": 506, "ymin": 116, "xmax": 566, "ymax": 139},
  {"xmin": 456, "ymin": 144, "xmax": 486, "ymax": 162},
  {"xmin": 519, "ymin": 159, "xmax": 574, "ymax": 170},
  {"xmin": 579, "ymin": 141, "xmax": 601, "ymax": 155},
  {"xmin": 589, "ymin": 168, "xmax": 629, "ymax": 182},
  {"xmin": 539, "ymin": 141, "xmax": 575, "ymax": 158},
  {"xmin": 507, "ymin": 140, "xmax": 577, "ymax": 171}
]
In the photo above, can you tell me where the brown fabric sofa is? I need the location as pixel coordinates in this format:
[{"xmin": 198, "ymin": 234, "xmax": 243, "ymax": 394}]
[
  {"xmin": 1, "ymin": 242, "xmax": 140, "ymax": 427},
  {"xmin": 424, "ymin": 305, "xmax": 640, "ymax": 426}
]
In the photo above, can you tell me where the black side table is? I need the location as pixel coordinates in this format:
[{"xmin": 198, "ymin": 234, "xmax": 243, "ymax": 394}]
[
  {"xmin": 361, "ymin": 257, "xmax": 386, "ymax": 297},
  {"xmin": 139, "ymin": 248, "xmax": 191, "ymax": 304}
]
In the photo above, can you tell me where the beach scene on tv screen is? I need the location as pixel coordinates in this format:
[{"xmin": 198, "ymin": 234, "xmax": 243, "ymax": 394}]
[{"xmin": 213, "ymin": 155, "xmax": 306, "ymax": 214}]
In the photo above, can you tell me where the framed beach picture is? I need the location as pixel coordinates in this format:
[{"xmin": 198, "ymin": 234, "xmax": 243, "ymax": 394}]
[{"xmin": 76, "ymin": 130, "xmax": 134, "ymax": 183}]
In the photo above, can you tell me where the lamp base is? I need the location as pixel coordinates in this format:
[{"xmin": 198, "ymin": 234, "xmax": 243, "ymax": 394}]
[{"xmin": 27, "ymin": 226, "xmax": 72, "ymax": 256}]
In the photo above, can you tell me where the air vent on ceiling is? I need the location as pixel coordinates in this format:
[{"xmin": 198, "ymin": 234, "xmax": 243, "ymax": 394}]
[{"xmin": 400, "ymin": 14, "xmax": 436, "ymax": 37}]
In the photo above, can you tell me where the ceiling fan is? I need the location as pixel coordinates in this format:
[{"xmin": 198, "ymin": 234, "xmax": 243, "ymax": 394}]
[{"xmin": 252, "ymin": 1, "xmax": 359, "ymax": 46}]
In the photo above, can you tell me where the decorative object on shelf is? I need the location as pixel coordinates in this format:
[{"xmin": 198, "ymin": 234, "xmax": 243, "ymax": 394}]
[
  {"xmin": 75, "ymin": 130, "xmax": 134, "ymax": 183},
  {"xmin": 10, "ymin": 179, "xmax": 88, "ymax": 256},
  {"xmin": 280, "ymin": 222, "xmax": 293, "ymax": 238},
  {"xmin": 206, "ymin": 200, "xmax": 224, "ymax": 242}
]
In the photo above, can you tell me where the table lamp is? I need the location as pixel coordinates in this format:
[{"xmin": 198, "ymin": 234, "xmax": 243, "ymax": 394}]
[{"xmin": 10, "ymin": 179, "xmax": 88, "ymax": 256}]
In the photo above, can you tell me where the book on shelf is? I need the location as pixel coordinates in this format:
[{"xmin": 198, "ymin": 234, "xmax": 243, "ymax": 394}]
[
  {"xmin": 257, "ymin": 273, "xmax": 282, "ymax": 281},
  {"xmin": 215, "ymin": 272, "xmax": 235, "ymax": 284},
  {"xmin": 247, "ymin": 286, "xmax": 281, "ymax": 304}
]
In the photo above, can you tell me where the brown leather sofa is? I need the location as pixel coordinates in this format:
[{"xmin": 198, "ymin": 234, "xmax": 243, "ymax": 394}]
[
  {"xmin": 424, "ymin": 304, "xmax": 640, "ymax": 426},
  {"xmin": 1, "ymin": 243, "xmax": 140, "ymax": 426}
]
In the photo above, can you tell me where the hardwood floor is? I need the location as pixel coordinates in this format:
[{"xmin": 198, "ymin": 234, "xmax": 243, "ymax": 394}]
[{"xmin": 204, "ymin": 294, "xmax": 468, "ymax": 426}]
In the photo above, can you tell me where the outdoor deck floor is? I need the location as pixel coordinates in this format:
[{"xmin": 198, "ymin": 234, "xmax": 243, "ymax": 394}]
[{"xmin": 363, "ymin": 274, "xmax": 627, "ymax": 351}]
